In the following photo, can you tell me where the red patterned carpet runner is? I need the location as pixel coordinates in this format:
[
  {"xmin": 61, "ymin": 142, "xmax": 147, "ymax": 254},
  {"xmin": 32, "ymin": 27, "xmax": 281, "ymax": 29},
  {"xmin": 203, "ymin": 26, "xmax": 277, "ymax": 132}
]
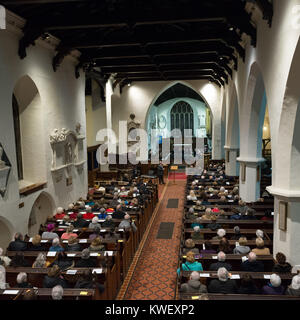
[{"xmin": 120, "ymin": 179, "xmax": 186, "ymax": 300}]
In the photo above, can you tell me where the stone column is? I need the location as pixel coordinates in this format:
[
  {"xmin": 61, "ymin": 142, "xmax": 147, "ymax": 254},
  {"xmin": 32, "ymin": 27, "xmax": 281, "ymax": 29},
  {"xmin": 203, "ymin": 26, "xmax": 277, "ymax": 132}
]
[
  {"xmin": 266, "ymin": 186, "xmax": 300, "ymax": 270},
  {"xmin": 224, "ymin": 146, "xmax": 239, "ymax": 176},
  {"xmin": 237, "ymin": 157, "xmax": 265, "ymax": 202}
]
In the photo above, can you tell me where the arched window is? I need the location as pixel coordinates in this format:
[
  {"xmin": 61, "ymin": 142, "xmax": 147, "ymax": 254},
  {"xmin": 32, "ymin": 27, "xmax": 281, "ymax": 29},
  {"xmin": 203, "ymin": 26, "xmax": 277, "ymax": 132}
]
[
  {"xmin": 171, "ymin": 101, "xmax": 194, "ymax": 136},
  {"xmin": 12, "ymin": 94, "xmax": 23, "ymax": 180}
]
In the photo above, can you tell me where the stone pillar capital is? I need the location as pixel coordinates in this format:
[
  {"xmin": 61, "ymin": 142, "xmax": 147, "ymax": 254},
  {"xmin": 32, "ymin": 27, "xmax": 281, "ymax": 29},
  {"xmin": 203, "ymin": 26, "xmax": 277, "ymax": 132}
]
[
  {"xmin": 236, "ymin": 157, "xmax": 265, "ymax": 166},
  {"xmin": 224, "ymin": 145, "xmax": 239, "ymax": 151},
  {"xmin": 266, "ymin": 186, "xmax": 300, "ymax": 202}
]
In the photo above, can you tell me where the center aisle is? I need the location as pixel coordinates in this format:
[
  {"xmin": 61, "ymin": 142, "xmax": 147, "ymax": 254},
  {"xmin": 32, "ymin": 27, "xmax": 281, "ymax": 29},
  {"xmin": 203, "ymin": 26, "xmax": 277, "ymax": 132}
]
[{"xmin": 117, "ymin": 179, "xmax": 187, "ymax": 300}]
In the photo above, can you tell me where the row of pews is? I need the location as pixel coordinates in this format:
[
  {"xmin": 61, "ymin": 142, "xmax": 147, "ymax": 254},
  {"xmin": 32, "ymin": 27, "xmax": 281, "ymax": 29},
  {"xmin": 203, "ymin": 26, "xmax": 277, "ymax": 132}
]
[
  {"xmin": 3, "ymin": 179, "xmax": 159, "ymax": 300},
  {"xmin": 177, "ymin": 166, "xmax": 300, "ymax": 300}
]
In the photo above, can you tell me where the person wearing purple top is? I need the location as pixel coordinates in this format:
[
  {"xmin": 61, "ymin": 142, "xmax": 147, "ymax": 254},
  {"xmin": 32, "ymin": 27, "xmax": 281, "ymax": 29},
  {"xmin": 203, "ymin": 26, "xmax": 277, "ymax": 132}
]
[{"xmin": 262, "ymin": 274, "xmax": 285, "ymax": 295}]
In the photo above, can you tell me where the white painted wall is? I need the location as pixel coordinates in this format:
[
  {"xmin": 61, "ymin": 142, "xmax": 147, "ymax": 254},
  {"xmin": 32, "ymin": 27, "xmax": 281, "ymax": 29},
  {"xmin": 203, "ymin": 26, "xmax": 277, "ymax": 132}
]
[{"xmin": 0, "ymin": 12, "xmax": 88, "ymax": 249}]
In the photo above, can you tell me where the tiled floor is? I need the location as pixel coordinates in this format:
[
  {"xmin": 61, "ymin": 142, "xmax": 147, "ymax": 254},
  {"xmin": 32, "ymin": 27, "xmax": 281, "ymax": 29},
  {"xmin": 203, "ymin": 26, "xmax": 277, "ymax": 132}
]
[{"xmin": 122, "ymin": 179, "xmax": 186, "ymax": 300}]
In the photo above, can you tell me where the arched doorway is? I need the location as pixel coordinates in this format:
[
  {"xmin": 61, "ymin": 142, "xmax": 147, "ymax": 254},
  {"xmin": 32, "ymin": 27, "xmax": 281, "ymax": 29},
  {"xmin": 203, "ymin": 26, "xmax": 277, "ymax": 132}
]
[
  {"xmin": 12, "ymin": 75, "xmax": 46, "ymax": 189},
  {"xmin": 28, "ymin": 192, "xmax": 55, "ymax": 236}
]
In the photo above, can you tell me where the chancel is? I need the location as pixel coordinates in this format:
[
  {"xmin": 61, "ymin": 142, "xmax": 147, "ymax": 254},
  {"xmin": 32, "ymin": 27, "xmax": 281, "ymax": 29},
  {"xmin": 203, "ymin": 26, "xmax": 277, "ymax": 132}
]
[{"xmin": 0, "ymin": 0, "xmax": 300, "ymax": 302}]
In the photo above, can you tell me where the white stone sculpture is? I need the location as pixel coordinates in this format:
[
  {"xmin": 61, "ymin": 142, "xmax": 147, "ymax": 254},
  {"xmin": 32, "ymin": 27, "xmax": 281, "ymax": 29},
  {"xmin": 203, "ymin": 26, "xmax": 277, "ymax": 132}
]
[
  {"xmin": 0, "ymin": 146, "xmax": 5, "ymax": 169},
  {"xmin": 50, "ymin": 129, "xmax": 60, "ymax": 144}
]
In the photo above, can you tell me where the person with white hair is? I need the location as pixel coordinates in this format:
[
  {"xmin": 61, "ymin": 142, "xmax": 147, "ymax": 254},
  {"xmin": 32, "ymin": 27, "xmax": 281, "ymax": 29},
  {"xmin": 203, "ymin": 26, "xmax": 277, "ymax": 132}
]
[
  {"xmin": 187, "ymin": 190, "xmax": 197, "ymax": 201},
  {"xmin": 241, "ymin": 252, "xmax": 264, "ymax": 272},
  {"xmin": 255, "ymin": 229, "xmax": 264, "ymax": 239},
  {"xmin": 212, "ymin": 228, "xmax": 226, "ymax": 240},
  {"xmin": 179, "ymin": 271, "xmax": 208, "ymax": 294},
  {"xmin": 186, "ymin": 207, "xmax": 196, "ymax": 220},
  {"xmin": 102, "ymin": 215, "xmax": 115, "ymax": 229},
  {"xmin": 88, "ymin": 216, "xmax": 101, "ymax": 230},
  {"xmin": 209, "ymin": 251, "xmax": 232, "ymax": 271},
  {"xmin": 51, "ymin": 285, "xmax": 64, "ymax": 300},
  {"xmin": 262, "ymin": 273, "xmax": 285, "ymax": 295},
  {"xmin": 201, "ymin": 208, "xmax": 213, "ymax": 220},
  {"xmin": 16, "ymin": 272, "xmax": 33, "ymax": 288},
  {"xmin": 54, "ymin": 207, "xmax": 65, "ymax": 220},
  {"xmin": 208, "ymin": 267, "xmax": 238, "ymax": 293},
  {"xmin": 49, "ymin": 237, "xmax": 64, "ymax": 252},
  {"xmin": 67, "ymin": 203, "xmax": 74, "ymax": 212},
  {"xmin": 285, "ymin": 275, "xmax": 300, "ymax": 296},
  {"xmin": 119, "ymin": 186, "xmax": 128, "ymax": 196},
  {"xmin": 0, "ymin": 248, "xmax": 11, "ymax": 267},
  {"xmin": 118, "ymin": 214, "xmax": 134, "ymax": 230},
  {"xmin": 191, "ymin": 226, "xmax": 203, "ymax": 240}
]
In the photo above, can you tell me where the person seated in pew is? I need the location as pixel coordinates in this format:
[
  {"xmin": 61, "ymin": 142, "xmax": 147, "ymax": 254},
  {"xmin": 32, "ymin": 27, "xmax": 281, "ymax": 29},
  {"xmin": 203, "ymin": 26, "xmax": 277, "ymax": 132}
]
[
  {"xmin": 98, "ymin": 197, "xmax": 107, "ymax": 206},
  {"xmin": 89, "ymin": 227, "xmax": 102, "ymax": 241},
  {"xmin": 50, "ymin": 251, "xmax": 74, "ymax": 271},
  {"xmin": 179, "ymin": 271, "xmax": 208, "ymax": 294},
  {"xmin": 191, "ymin": 226, "xmax": 204, "ymax": 240},
  {"xmin": 272, "ymin": 252, "xmax": 292, "ymax": 274},
  {"xmin": 216, "ymin": 210, "xmax": 228, "ymax": 220},
  {"xmin": 0, "ymin": 261, "xmax": 9, "ymax": 289},
  {"xmin": 230, "ymin": 187, "xmax": 239, "ymax": 197},
  {"xmin": 191, "ymin": 217, "xmax": 204, "ymax": 229},
  {"xmin": 10, "ymin": 252, "xmax": 31, "ymax": 267},
  {"xmin": 241, "ymin": 208, "xmax": 257, "ymax": 220},
  {"xmin": 118, "ymin": 214, "xmax": 137, "ymax": 232},
  {"xmin": 218, "ymin": 187, "xmax": 226, "ymax": 198},
  {"xmin": 52, "ymin": 285, "xmax": 64, "ymax": 300},
  {"xmin": 67, "ymin": 203, "xmax": 75, "ymax": 213},
  {"xmin": 102, "ymin": 215, "xmax": 116, "ymax": 229},
  {"xmin": 109, "ymin": 193, "xmax": 120, "ymax": 208},
  {"xmin": 89, "ymin": 217, "xmax": 101, "ymax": 230},
  {"xmin": 260, "ymin": 210, "xmax": 274, "ymax": 221},
  {"xmin": 209, "ymin": 189, "xmax": 219, "ymax": 200},
  {"xmin": 237, "ymin": 273, "xmax": 259, "ymax": 294},
  {"xmin": 209, "ymin": 251, "xmax": 233, "ymax": 272},
  {"xmin": 97, "ymin": 208, "xmax": 108, "ymax": 220},
  {"xmin": 187, "ymin": 190, "xmax": 197, "ymax": 201},
  {"xmin": 262, "ymin": 274, "xmax": 285, "ymax": 295},
  {"xmin": 177, "ymin": 251, "xmax": 203, "ymax": 275},
  {"xmin": 254, "ymin": 229, "xmax": 266, "ymax": 240},
  {"xmin": 218, "ymin": 196, "xmax": 228, "ymax": 204},
  {"xmin": 241, "ymin": 252, "xmax": 264, "ymax": 272},
  {"xmin": 186, "ymin": 208, "xmax": 197, "ymax": 220},
  {"xmin": 231, "ymin": 226, "xmax": 242, "ymax": 240},
  {"xmin": 29, "ymin": 234, "xmax": 47, "ymax": 252},
  {"xmin": 74, "ymin": 249, "xmax": 98, "ymax": 268},
  {"xmin": 201, "ymin": 208, "xmax": 213, "ymax": 221},
  {"xmin": 65, "ymin": 236, "xmax": 82, "ymax": 252},
  {"xmin": 32, "ymin": 253, "xmax": 48, "ymax": 268},
  {"xmin": 61, "ymin": 225, "xmax": 78, "ymax": 240},
  {"xmin": 194, "ymin": 200, "xmax": 206, "ymax": 211},
  {"xmin": 112, "ymin": 204, "xmax": 126, "ymax": 220},
  {"xmin": 207, "ymin": 215, "xmax": 221, "ymax": 231},
  {"xmin": 42, "ymin": 224, "xmax": 59, "ymax": 240},
  {"xmin": 7, "ymin": 232, "xmax": 27, "ymax": 251},
  {"xmin": 233, "ymin": 237, "xmax": 251, "ymax": 255},
  {"xmin": 74, "ymin": 269, "xmax": 105, "ymax": 293},
  {"xmin": 82, "ymin": 207, "xmax": 96, "ymax": 220},
  {"xmin": 0, "ymin": 248, "xmax": 11, "ymax": 267},
  {"xmin": 86, "ymin": 196, "xmax": 95, "ymax": 207},
  {"xmin": 252, "ymin": 238, "xmax": 270, "ymax": 256},
  {"xmin": 208, "ymin": 267, "xmax": 238, "ymax": 294},
  {"xmin": 49, "ymin": 238, "xmax": 65, "ymax": 253},
  {"xmin": 285, "ymin": 275, "xmax": 300, "ymax": 296},
  {"xmin": 16, "ymin": 272, "xmax": 33, "ymax": 288},
  {"xmin": 212, "ymin": 228, "xmax": 226, "ymax": 241},
  {"xmin": 58, "ymin": 214, "xmax": 72, "ymax": 227},
  {"xmin": 91, "ymin": 202, "xmax": 101, "ymax": 213},
  {"xmin": 43, "ymin": 265, "xmax": 68, "ymax": 289},
  {"xmin": 130, "ymin": 197, "xmax": 139, "ymax": 208},
  {"xmin": 54, "ymin": 207, "xmax": 65, "ymax": 220},
  {"xmin": 200, "ymin": 240, "xmax": 217, "ymax": 255},
  {"xmin": 211, "ymin": 206, "xmax": 221, "ymax": 214},
  {"xmin": 89, "ymin": 237, "xmax": 105, "ymax": 252},
  {"xmin": 72, "ymin": 213, "xmax": 90, "ymax": 229},
  {"xmin": 200, "ymin": 192, "xmax": 210, "ymax": 205},
  {"xmin": 218, "ymin": 238, "xmax": 231, "ymax": 254},
  {"xmin": 119, "ymin": 186, "xmax": 129, "ymax": 197},
  {"xmin": 183, "ymin": 239, "xmax": 200, "ymax": 255}
]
